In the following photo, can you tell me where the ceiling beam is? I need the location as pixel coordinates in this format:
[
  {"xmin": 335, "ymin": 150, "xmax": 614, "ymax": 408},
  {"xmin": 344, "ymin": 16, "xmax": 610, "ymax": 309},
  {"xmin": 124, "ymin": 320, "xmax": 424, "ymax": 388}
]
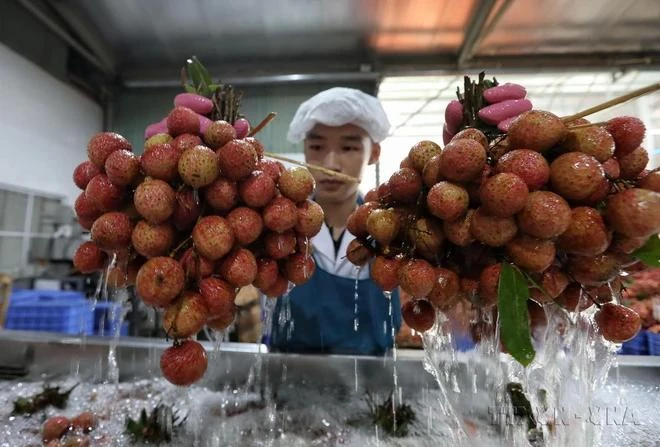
[{"xmin": 457, "ymin": 0, "xmax": 498, "ymax": 68}]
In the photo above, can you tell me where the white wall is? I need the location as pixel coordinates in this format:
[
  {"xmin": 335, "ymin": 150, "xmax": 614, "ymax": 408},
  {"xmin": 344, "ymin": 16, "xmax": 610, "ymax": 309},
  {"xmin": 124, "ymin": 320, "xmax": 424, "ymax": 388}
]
[{"xmin": 0, "ymin": 43, "xmax": 103, "ymax": 205}]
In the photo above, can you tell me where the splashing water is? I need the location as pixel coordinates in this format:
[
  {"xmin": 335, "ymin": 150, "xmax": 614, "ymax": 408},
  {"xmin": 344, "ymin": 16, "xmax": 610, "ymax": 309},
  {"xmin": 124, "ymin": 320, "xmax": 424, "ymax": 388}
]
[{"xmin": 354, "ymin": 267, "xmax": 361, "ymax": 332}]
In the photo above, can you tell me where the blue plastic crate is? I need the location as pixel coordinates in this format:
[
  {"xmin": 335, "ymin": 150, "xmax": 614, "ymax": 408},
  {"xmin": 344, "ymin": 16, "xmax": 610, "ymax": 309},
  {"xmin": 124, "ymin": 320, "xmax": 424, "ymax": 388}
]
[
  {"xmin": 648, "ymin": 332, "xmax": 660, "ymax": 356},
  {"xmin": 620, "ymin": 330, "xmax": 648, "ymax": 355},
  {"xmin": 93, "ymin": 302, "xmax": 128, "ymax": 336},
  {"xmin": 5, "ymin": 291, "xmax": 93, "ymax": 335}
]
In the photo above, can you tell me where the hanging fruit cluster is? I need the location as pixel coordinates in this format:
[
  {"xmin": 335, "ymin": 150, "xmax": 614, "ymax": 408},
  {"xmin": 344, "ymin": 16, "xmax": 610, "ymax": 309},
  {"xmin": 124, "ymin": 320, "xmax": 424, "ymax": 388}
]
[
  {"xmin": 71, "ymin": 57, "xmax": 323, "ymax": 385},
  {"xmin": 347, "ymin": 73, "xmax": 660, "ymax": 365}
]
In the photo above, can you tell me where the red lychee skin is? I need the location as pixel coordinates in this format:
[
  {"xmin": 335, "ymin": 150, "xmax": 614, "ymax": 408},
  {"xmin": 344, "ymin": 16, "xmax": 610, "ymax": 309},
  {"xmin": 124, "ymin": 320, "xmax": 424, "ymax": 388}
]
[
  {"xmin": 580, "ymin": 177, "xmax": 611, "ymax": 206},
  {"xmin": 204, "ymin": 177, "xmax": 239, "ymax": 212},
  {"xmin": 370, "ymin": 256, "xmax": 403, "ymax": 292},
  {"xmin": 74, "ymin": 192, "xmax": 101, "ymax": 220},
  {"xmin": 505, "ymin": 235, "xmax": 556, "ymax": 272},
  {"xmin": 85, "ymin": 174, "xmax": 125, "ymax": 212},
  {"xmin": 218, "ymin": 248, "xmax": 258, "ymax": 287},
  {"xmin": 595, "ymin": 303, "xmax": 642, "ymax": 343},
  {"xmin": 73, "ymin": 161, "xmax": 101, "ymax": 190},
  {"xmin": 606, "ymin": 116, "xmax": 646, "ymax": 157},
  {"xmin": 508, "ymin": 110, "xmax": 567, "ymax": 152},
  {"xmin": 199, "ymin": 277, "xmax": 236, "ymax": 319},
  {"xmin": 134, "ymin": 179, "xmax": 176, "ymax": 224},
  {"xmin": 478, "ymin": 263, "xmax": 502, "ymax": 308},
  {"xmin": 207, "ymin": 311, "xmax": 236, "ymax": 331},
  {"xmin": 77, "ymin": 215, "xmax": 96, "ymax": 230},
  {"xmin": 178, "ymin": 145, "xmax": 220, "ymax": 188},
  {"xmin": 87, "ymin": 132, "xmax": 132, "ymax": 168},
  {"xmin": 568, "ymin": 253, "xmax": 621, "ymax": 286},
  {"xmin": 263, "ymin": 196, "xmax": 298, "ymax": 232},
  {"xmin": 217, "ymin": 140, "xmax": 258, "ymax": 181},
  {"xmin": 179, "ymin": 248, "xmax": 215, "ymax": 281},
  {"xmin": 427, "ymin": 268, "xmax": 460, "ymax": 310},
  {"xmin": 285, "ymin": 253, "xmax": 316, "ymax": 285},
  {"xmin": 71, "ymin": 412, "xmax": 97, "ymax": 433},
  {"xmin": 422, "ymin": 153, "xmax": 443, "ymax": 188},
  {"xmin": 517, "ymin": 191, "xmax": 572, "ymax": 239},
  {"xmin": 364, "ymin": 188, "xmax": 379, "ymax": 202},
  {"xmin": 140, "ymin": 143, "xmax": 181, "ymax": 182},
  {"xmin": 172, "ymin": 187, "xmax": 201, "ymax": 231},
  {"xmin": 408, "ymin": 140, "xmax": 441, "ymax": 173},
  {"xmin": 562, "ymin": 125, "xmax": 615, "ymax": 162},
  {"xmin": 163, "ymin": 291, "xmax": 209, "ymax": 338},
  {"xmin": 104, "ymin": 149, "xmax": 140, "ymax": 186},
  {"xmin": 602, "ymin": 158, "xmax": 620, "ymax": 179},
  {"xmin": 204, "ymin": 120, "xmax": 236, "ymax": 149},
  {"xmin": 398, "ymin": 258, "xmax": 437, "ymax": 297},
  {"xmin": 609, "ymin": 234, "xmax": 649, "ymax": 255},
  {"xmin": 426, "ymin": 182, "xmax": 469, "ymax": 222},
  {"xmin": 264, "ymin": 230, "xmax": 297, "ymax": 259},
  {"xmin": 470, "ymin": 208, "xmax": 518, "ymax": 247},
  {"xmin": 438, "ymin": 139, "xmax": 487, "ymax": 182},
  {"xmin": 452, "ymin": 128, "xmax": 488, "ymax": 149},
  {"xmin": 278, "ymin": 167, "xmax": 316, "ymax": 203},
  {"xmin": 605, "ymin": 188, "xmax": 660, "ymax": 238},
  {"xmin": 131, "ymin": 220, "xmax": 175, "ymax": 258},
  {"xmin": 549, "ymin": 152, "xmax": 605, "ymax": 201},
  {"xmin": 42, "ymin": 416, "xmax": 71, "ymax": 443},
  {"xmin": 347, "ymin": 202, "xmax": 378, "ymax": 238},
  {"xmin": 377, "ymin": 182, "xmax": 392, "ymax": 204},
  {"xmin": 556, "ymin": 207, "xmax": 611, "ymax": 256},
  {"xmin": 401, "ymin": 299, "xmax": 436, "ymax": 332},
  {"xmin": 171, "ymin": 133, "xmax": 202, "ymax": 155},
  {"xmin": 136, "ymin": 257, "xmax": 185, "ymax": 307},
  {"xmin": 254, "ymin": 257, "xmax": 279, "ymax": 290},
  {"xmin": 530, "ymin": 266, "xmax": 569, "ymax": 305},
  {"xmin": 618, "ymin": 146, "xmax": 649, "ymax": 180},
  {"xmin": 160, "ymin": 340, "xmax": 208, "ymax": 386},
  {"xmin": 167, "ymin": 106, "xmax": 200, "ymax": 136},
  {"xmin": 227, "ymin": 207, "xmax": 264, "ymax": 246},
  {"xmin": 73, "ymin": 241, "xmax": 107, "ymax": 273},
  {"xmin": 239, "ymin": 171, "xmax": 276, "ymax": 207},
  {"xmin": 480, "ymin": 173, "xmax": 529, "ymax": 217},
  {"xmin": 192, "ymin": 216, "xmax": 235, "ymax": 261},
  {"xmin": 259, "ymin": 159, "xmax": 285, "ymax": 182},
  {"xmin": 443, "ymin": 209, "xmax": 476, "ymax": 247},
  {"xmin": 346, "ymin": 239, "xmax": 372, "ymax": 266},
  {"xmin": 244, "ymin": 137, "xmax": 265, "ymax": 159},
  {"xmin": 90, "ymin": 212, "xmax": 133, "ymax": 250},
  {"xmin": 388, "ymin": 168, "xmax": 423, "ymax": 204},
  {"xmin": 495, "ymin": 149, "xmax": 550, "ymax": 191},
  {"xmin": 639, "ymin": 171, "xmax": 660, "ymax": 192},
  {"xmin": 106, "ymin": 259, "xmax": 141, "ymax": 288},
  {"xmin": 263, "ymin": 275, "xmax": 289, "ymax": 298},
  {"xmin": 295, "ymin": 200, "xmax": 324, "ymax": 237},
  {"xmin": 408, "ymin": 216, "xmax": 444, "ymax": 261},
  {"xmin": 399, "ymin": 157, "xmax": 413, "ymax": 169}
]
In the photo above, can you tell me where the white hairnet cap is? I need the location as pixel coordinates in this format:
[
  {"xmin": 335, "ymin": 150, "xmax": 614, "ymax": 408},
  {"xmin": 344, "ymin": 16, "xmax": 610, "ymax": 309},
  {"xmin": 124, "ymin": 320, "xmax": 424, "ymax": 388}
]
[{"xmin": 287, "ymin": 87, "xmax": 391, "ymax": 143}]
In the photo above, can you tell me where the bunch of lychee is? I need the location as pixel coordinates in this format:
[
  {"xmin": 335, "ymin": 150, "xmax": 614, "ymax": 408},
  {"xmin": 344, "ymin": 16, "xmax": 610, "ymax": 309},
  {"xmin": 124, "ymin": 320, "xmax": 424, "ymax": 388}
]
[
  {"xmin": 71, "ymin": 92, "xmax": 323, "ymax": 386},
  {"xmin": 347, "ymin": 108, "xmax": 659, "ymax": 349}
]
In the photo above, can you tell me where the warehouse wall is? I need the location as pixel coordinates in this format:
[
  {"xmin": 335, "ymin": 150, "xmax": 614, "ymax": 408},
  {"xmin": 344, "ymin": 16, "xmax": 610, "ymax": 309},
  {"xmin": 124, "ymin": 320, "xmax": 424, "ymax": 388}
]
[{"xmin": 111, "ymin": 81, "xmax": 377, "ymax": 154}]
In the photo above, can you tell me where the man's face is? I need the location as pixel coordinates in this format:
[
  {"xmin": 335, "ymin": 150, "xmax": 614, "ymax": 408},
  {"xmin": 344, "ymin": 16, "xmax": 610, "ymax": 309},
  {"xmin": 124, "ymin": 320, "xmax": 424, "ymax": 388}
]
[{"xmin": 303, "ymin": 123, "xmax": 380, "ymax": 203}]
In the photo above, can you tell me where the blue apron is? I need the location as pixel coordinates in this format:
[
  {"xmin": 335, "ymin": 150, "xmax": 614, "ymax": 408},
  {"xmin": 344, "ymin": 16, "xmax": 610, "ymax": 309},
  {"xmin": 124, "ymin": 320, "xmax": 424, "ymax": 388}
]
[{"xmin": 270, "ymin": 266, "xmax": 401, "ymax": 355}]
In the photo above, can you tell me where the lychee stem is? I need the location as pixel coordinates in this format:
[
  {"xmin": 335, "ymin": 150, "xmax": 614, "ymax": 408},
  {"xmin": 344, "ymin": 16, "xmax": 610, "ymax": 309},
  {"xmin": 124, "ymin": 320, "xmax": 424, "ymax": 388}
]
[{"xmin": 169, "ymin": 237, "xmax": 192, "ymax": 258}]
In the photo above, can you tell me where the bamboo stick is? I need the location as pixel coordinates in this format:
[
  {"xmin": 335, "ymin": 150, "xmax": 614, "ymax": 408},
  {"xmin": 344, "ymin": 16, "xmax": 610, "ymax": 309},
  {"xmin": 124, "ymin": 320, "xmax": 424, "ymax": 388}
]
[
  {"xmin": 567, "ymin": 121, "xmax": 608, "ymax": 131},
  {"xmin": 264, "ymin": 152, "xmax": 361, "ymax": 184},
  {"xmin": 248, "ymin": 112, "xmax": 277, "ymax": 137},
  {"xmin": 562, "ymin": 82, "xmax": 659, "ymax": 123}
]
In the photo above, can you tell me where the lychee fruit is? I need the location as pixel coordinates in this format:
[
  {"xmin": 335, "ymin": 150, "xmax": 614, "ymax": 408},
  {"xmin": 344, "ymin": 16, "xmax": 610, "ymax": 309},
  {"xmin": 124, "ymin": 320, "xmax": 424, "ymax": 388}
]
[
  {"xmin": 556, "ymin": 207, "xmax": 611, "ymax": 256},
  {"xmin": 605, "ymin": 188, "xmax": 660, "ymax": 238},
  {"xmin": 438, "ymin": 139, "xmax": 486, "ymax": 182},
  {"xmin": 134, "ymin": 179, "xmax": 176, "ymax": 224},
  {"xmin": 42, "ymin": 416, "xmax": 70, "ymax": 443},
  {"xmin": 71, "ymin": 412, "xmax": 97, "ymax": 433},
  {"xmin": 346, "ymin": 239, "xmax": 372, "ymax": 266},
  {"xmin": 388, "ymin": 168, "xmax": 422, "ymax": 204},
  {"xmin": 140, "ymin": 142, "xmax": 181, "ymax": 182},
  {"xmin": 90, "ymin": 211, "xmax": 132, "ymax": 250},
  {"xmin": 347, "ymin": 201, "xmax": 378, "ymax": 238},
  {"xmin": 427, "ymin": 267, "xmax": 460, "ymax": 310},
  {"xmin": 530, "ymin": 266, "xmax": 569, "ymax": 305},
  {"xmin": 163, "ymin": 291, "xmax": 209, "ymax": 338},
  {"xmin": 145, "ymin": 133, "xmax": 173, "ymax": 150},
  {"xmin": 74, "ymin": 192, "xmax": 101, "ymax": 220},
  {"xmin": 562, "ymin": 125, "xmax": 614, "ymax": 162},
  {"xmin": 239, "ymin": 170, "xmax": 276, "ymax": 207},
  {"xmin": 401, "ymin": 299, "xmax": 435, "ymax": 332},
  {"xmin": 171, "ymin": 133, "xmax": 202, "ymax": 154},
  {"xmin": 366, "ymin": 208, "xmax": 400, "ymax": 248},
  {"xmin": 550, "ymin": 152, "xmax": 605, "ymax": 201},
  {"xmin": 398, "ymin": 258, "xmax": 437, "ymax": 297},
  {"xmin": 259, "ymin": 159, "xmax": 285, "ymax": 182},
  {"xmin": 136, "ymin": 256, "xmax": 185, "ymax": 307},
  {"xmin": 217, "ymin": 140, "xmax": 258, "ymax": 180},
  {"xmin": 253, "ymin": 257, "xmax": 279, "ymax": 290},
  {"xmin": 218, "ymin": 248, "xmax": 258, "ymax": 287},
  {"xmin": 192, "ymin": 216, "xmax": 235, "ymax": 260},
  {"xmin": 505, "ymin": 235, "xmax": 555, "ymax": 272},
  {"xmin": 179, "ymin": 248, "xmax": 215, "ymax": 281},
  {"xmin": 370, "ymin": 255, "xmax": 403, "ymax": 291},
  {"xmin": 399, "ymin": 157, "xmax": 413, "ymax": 169},
  {"xmin": 517, "ymin": 191, "xmax": 571, "ymax": 239},
  {"xmin": 167, "ymin": 106, "xmax": 200, "ymax": 136},
  {"xmin": 594, "ymin": 303, "xmax": 642, "ymax": 343},
  {"xmin": 470, "ymin": 208, "xmax": 518, "ymax": 247},
  {"xmin": 227, "ymin": 207, "xmax": 263, "ymax": 245},
  {"xmin": 204, "ymin": 177, "xmax": 238, "ymax": 212},
  {"xmin": 160, "ymin": 340, "xmax": 208, "ymax": 386},
  {"xmin": 568, "ymin": 253, "xmax": 621, "ymax": 286},
  {"xmin": 295, "ymin": 200, "xmax": 324, "ymax": 237},
  {"xmin": 131, "ymin": 220, "xmax": 175, "ymax": 258},
  {"xmin": 602, "ymin": 158, "xmax": 620, "ymax": 179},
  {"xmin": 278, "ymin": 167, "xmax": 315, "ymax": 203},
  {"xmin": 617, "ymin": 146, "xmax": 649, "ymax": 179},
  {"xmin": 87, "ymin": 132, "xmax": 131, "ymax": 168},
  {"xmin": 172, "ymin": 187, "xmax": 201, "ymax": 231},
  {"xmin": 263, "ymin": 195, "xmax": 298, "ymax": 232},
  {"xmin": 244, "ymin": 137, "xmax": 265, "ymax": 158},
  {"xmin": 73, "ymin": 161, "xmax": 101, "ymax": 190},
  {"xmin": 178, "ymin": 145, "xmax": 220, "ymax": 188},
  {"xmin": 507, "ymin": 110, "xmax": 567, "ymax": 152},
  {"xmin": 73, "ymin": 241, "xmax": 107, "ymax": 273},
  {"xmin": 609, "ymin": 234, "xmax": 649, "ymax": 255},
  {"xmin": 408, "ymin": 216, "xmax": 444, "ymax": 260},
  {"xmin": 480, "ymin": 173, "xmax": 529, "ymax": 217},
  {"xmin": 264, "ymin": 230, "xmax": 297, "ymax": 259},
  {"xmin": 606, "ymin": 116, "xmax": 646, "ymax": 157},
  {"xmin": 443, "ymin": 209, "xmax": 476, "ymax": 246},
  {"xmin": 477, "ymin": 263, "xmax": 502, "ymax": 308},
  {"xmin": 452, "ymin": 128, "xmax": 488, "ymax": 148},
  {"xmin": 85, "ymin": 174, "xmax": 125, "ymax": 212},
  {"xmin": 639, "ymin": 170, "xmax": 660, "ymax": 192},
  {"xmin": 408, "ymin": 140, "xmax": 441, "ymax": 173},
  {"xmin": 495, "ymin": 149, "xmax": 550, "ymax": 191},
  {"xmin": 204, "ymin": 120, "xmax": 236, "ymax": 149},
  {"xmin": 422, "ymin": 153, "xmax": 443, "ymax": 187},
  {"xmin": 104, "ymin": 150, "xmax": 140, "ymax": 186},
  {"xmin": 199, "ymin": 277, "xmax": 236, "ymax": 320},
  {"xmin": 263, "ymin": 275, "xmax": 289, "ymax": 298},
  {"xmin": 285, "ymin": 253, "xmax": 316, "ymax": 284}
]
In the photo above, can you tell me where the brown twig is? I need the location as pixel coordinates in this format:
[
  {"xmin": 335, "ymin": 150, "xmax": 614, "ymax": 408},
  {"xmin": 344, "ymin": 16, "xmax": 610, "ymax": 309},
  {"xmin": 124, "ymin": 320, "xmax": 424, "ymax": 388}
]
[
  {"xmin": 567, "ymin": 121, "xmax": 608, "ymax": 131},
  {"xmin": 263, "ymin": 152, "xmax": 361, "ymax": 184},
  {"xmin": 169, "ymin": 237, "xmax": 192, "ymax": 258},
  {"xmin": 248, "ymin": 112, "xmax": 277, "ymax": 137}
]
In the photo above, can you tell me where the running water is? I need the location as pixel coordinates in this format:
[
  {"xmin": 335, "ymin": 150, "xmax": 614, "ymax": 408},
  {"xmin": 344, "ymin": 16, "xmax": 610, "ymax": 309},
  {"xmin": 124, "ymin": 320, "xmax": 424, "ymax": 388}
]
[{"xmin": 353, "ymin": 267, "xmax": 361, "ymax": 332}]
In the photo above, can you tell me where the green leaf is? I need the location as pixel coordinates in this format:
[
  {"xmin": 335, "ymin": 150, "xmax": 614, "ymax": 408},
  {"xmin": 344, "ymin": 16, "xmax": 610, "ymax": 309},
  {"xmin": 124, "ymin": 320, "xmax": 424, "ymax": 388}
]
[
  {"xmin": 632, "ymin": 235, "xmax": 660, "ymax": 267},
  {"xmin": 192, "ymin": 56, "xmax": 213, "ymax": 87},
  {"xmin": 183, "ymin": 84, "xmax": 197, "ymax": 94},
  {"xmin": 498, "ymin": 263, "xmax": 536, "ymax": 367},
  {"xmin": 186, "ymin": 58, "xmax": 203, "ymax": 88}
]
